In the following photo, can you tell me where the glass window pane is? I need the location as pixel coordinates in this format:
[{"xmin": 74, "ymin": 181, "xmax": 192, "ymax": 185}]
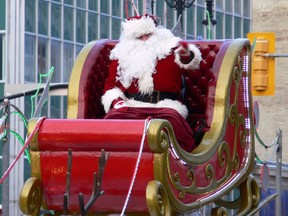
[
  {"xmin": 76, "ymin": 45, "xmax": 83, "ymax": 56},
  {"xmin": 186, "ymin": 5, "xmax": 195, "ymax": 38},
  {"xmin": 216, "ymin": 12, "xmax": 223, "ymax": 39},
  {"xmin": 63, "ymin": 43, "xmax": 74, "ymax": 82},
  {"xmin": 100, "ymin": 1, "xmax": 109, "ymax": 14},
  {"xmin": 76, "ymin": 0, "xmax": 86, "ymax": 8},
  {"xmin": 225, "ymin": 14, "xmax": 232, "ymax": 39},
  {"xmin": 243, "ymin": 19, "xmax": 250, "ymax": 37},
  {"xmin": 38, "ymin": 37, "xmax": 48, "ymax": 76},
  {"xmin": 225, "ymin": 0, "xmax": 232, "ymax": 13},
  {"xmin": 38, "ymin": 0, "xmax": 48, "ymax": 35},
  {"xmin": 64, "ymin": 6, "xmax": 74, "ymax": 41},
  {"xmin": 112, "ymin": 18, "xmax": 121, "ymax": 40},
  {"xmin": 88, "ymin": 12, "xmax": 98, "ymax": 41},
  {"xmin": 0, "ymin": 0, "xmax": 5, "ymax": 30},
  {"xmin": 76, "ymin": 9, "xmax": 86, "ymax": 43},
  {"xmin": 234, "ymin": 17, "xmax": 241, "ymax": 38},
  {"xmin": 51, "ymin": 3, "xmax": 62, "ymax": 38},
  {"xmin": 155, "ymin": 0, "xmax": 165, "ymax": 25},
  {"xmin": 112, "ymin": 0, "xmax": 121, "ymax": 17},
  {"xmin": 0, "ymin": 34, "xmax": 4, "ymax": 80},
  {"xmin": 234, "ymin": 0, "xmax": 241, "ymax": 15},
  {"xmin": 25, "ymin": 35, "xmax": 36, "ymax": 82},
  {"xmin": 243, "ymin": 0, "xmax": 250, "ymax": 17},
  {"xmin": 50, "ymin": 96, "xmax": 61, "ymax": 118},
  {"xmin": 25, "ymin": 0, "xmax": 36, "ymax": 32},
  {"xmin": 24, "ymin": 158, "xmax": 31, "ymax": 181},
  {"xmin": 51, "ymin": 40, "xmax": 61, "ymax": 82},
  {"xmin": 100, "ymin": 15, "xmax": 109, "ymax": 39},
  {"xmin": 215, "ymin": 0, "xmax": 223, "ymax": 10},
  {"xmin": 166, "ymin": 6, "xmax": 175, "ymax": 30},
  {"xmin": 89, "ymin": 0, "xmax": 98, "ymax": 11},
  {"xmin": 64, "ymin": 0, "xmax": 74, "ymax": 5},
  {"xmin": 197, "ymin": 0, "xmax": 205, "ymax": 6},
  {"xmin": 24, "ymin": 96, "xmax": 32, "ymax": 120},
  {"xmin": 137, "ymin": 0, "xmax": 144, "ymax": 15},
  {"xmin": 63, "ymin": 96, "xmax": 68, "ymax": 118},
  {"xmin": 196, "ymin": 6, "xmax": 204, "ymax": 39}
]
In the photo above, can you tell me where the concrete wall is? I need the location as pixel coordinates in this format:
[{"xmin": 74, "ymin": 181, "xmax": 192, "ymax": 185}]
[{"xmin": 251, "ymin": 0, "xmax": 288, "ymax": 163}]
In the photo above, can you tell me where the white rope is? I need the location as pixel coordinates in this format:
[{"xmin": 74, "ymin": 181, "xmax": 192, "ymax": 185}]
[{"xmin": 120, "ymin": 118, "xmax": 150, "ymax": 216}]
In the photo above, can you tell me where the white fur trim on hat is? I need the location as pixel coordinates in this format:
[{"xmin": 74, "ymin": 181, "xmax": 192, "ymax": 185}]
[
  {"xmin": 174, "ymin": 43, "xmax": 202, "ymax": 70},
  {"xmin": 101, "ymin": 87, "xmax": 126, "ymax": 113},
  {"xmin": 121, "ymin": 16, "xmax": 156, "ymax": 39}
]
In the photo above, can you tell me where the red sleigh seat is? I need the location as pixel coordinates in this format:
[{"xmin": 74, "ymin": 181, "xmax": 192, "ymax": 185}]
[{"xmin": 19, "ymin": 39, "xmax": 260, "ymax": 216}]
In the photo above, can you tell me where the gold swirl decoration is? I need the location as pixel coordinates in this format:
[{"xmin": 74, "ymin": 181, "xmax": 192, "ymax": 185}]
[
  {"xmin": 211, "ymin": 206, "xmax": 229, "ymax": 216},
  {"xmin": 146, "ymin": 180, "xmax": 172, "ymax": 216},
  {"xmin": 19, "ymin": 177, "xmax": 43, "ymax": 216}
]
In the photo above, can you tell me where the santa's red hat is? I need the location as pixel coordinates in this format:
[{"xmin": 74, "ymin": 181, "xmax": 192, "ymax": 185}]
[{"xmin": 121, "ymin": 14, "xmax": 157, "ymax": 39}]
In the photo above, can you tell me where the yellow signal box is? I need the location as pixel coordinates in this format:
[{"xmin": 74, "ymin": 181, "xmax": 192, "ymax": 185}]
[{"xmin": 247, "ymin": 32, "xmax": 275, "ymax": 96}]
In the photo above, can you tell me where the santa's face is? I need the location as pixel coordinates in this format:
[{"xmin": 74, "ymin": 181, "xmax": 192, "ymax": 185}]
[{"xmin": 136, "ymin": 33, "xmax": 152, "ymax": 41}]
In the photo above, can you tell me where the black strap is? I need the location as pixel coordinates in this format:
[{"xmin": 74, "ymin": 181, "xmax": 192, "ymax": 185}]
[{"xmin": 125, "ymin": 91, "xmax": 179, "ymax": 103}]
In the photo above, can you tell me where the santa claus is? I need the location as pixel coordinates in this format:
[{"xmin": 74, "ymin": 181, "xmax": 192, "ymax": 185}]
[{"xmin": 101, "ymin": 14, "xmax": 202, "ymax": 151}]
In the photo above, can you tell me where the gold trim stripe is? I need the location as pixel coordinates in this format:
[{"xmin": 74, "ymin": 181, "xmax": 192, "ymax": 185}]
[{"xmin": 67, "ymin": 40, "xmax": 98, "ymax": 119}]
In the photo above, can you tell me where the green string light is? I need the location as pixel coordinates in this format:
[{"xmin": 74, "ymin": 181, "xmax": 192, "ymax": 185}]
[
  {"xmin": 10, "ymin": 130, "xmax": 31, "ymax": 163},
  {"xmin": 30, "ymin": 67, "xmax": 54, "ymax": 118},
  {"xmin": 206, "ymin": 10, "xmax": 211, "ymax": 40}
]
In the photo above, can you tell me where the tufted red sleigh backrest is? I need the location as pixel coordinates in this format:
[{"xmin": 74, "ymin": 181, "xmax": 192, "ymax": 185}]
[{"xmin": 67, "ymin": 39, "xmax": 227, "ymax": 137}]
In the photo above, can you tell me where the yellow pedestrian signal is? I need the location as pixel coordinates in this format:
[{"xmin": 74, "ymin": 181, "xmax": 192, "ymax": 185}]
[{"xmin": 247, "ymin": 32, "xmax": 275, "ymax": 96}]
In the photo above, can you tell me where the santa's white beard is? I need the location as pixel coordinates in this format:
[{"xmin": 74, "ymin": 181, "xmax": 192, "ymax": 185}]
[{"xmin": 110, "ymin": 28, "xmax": 181, "ymax": 94}]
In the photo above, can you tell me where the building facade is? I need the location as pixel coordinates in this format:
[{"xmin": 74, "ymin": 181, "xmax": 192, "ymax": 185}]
[{"xmin": 0, "ymin": 0, "xmax": 251, "ymax": 214}]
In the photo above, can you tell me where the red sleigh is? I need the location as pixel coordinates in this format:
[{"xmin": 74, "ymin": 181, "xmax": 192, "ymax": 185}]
[{"xmin": 19, "ymin": 39, "xmax": 267, "ymax": 215}]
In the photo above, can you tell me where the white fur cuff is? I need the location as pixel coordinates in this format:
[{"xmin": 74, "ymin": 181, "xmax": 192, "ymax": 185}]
[
  {"xmin": 101, "ymin": 88, "xmax": 126, "ymax": 113},
  {"xmin": 174, "ymin": 43, "xmax": 202, "ymax": 70}
]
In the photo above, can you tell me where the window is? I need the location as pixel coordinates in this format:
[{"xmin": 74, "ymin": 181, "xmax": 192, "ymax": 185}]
[
  {"xmin": 100, "ymin": 15, "xmax": 109, "ymax": 39},
  {"xmin": 186, "ymin": 5, "xmax": 195, "ymax": 39},
  {"xmin": 51, "ymin": 3, "xmax": 62, "ymax": 38},
  {"xmin": 112, "ymin": 0, "xmax": 121, "ymax": 17},
  {"xmin": 38, "ymin": 1, "xmax": 48, "ymax": 35},
  {"xmin": 64, "ymin": 6, "xmax": 74, "ymax": 41},
  {"xmin": 89, "ymin": 0, "xmax": 98, "ymax": 11},
  {"xmin": 234, "ymin": 0, "xmax": 241, "ymax": 15},
  {"xmin": 76, "ymin": 0, "xmax": 86, "ymax": 9},
  {"xmin": 112, "ymin": 18, "xmax": 121, "ymax": 39},
  {"xmin": 76, "ymin": 9, "xmax": 86, "ymax": 43},
  {"xmin": 216, "ymin": 12, "xmax": 224, "ymax": 39},
  {"xmin": 51, "ymin": 40, "xmax": 61, "ymax": 82},
  {"xmin": 225, "ymin": 0, "xmax": 232, "ymax": 13},
  {"xmin": 50, "ymin": 96, "xmax": 61, "ymax": 118},
  {"xmin": 215, "ymin": 0, "xmax": 223, "ymax": 11},
  {"xmin": 0, "ymin": 0, "xmax": 5, "ymax": 30},
  {"xmin": 0, "ymin": 34, "xmax": 4, "ymax": 80},
  {"xmin": 25, "ymin": 0, "xmax": 36, "ymax": 33},
  {"xmin": 25, "ymin": 35, "xmax": 36, "ymax": 82},
  {"xmin": 196, "ymin": 6, "xmax": 205, "ymax": 39},
  {"xmin": 64, "ymin": 0, "xmax": 74, "ymax": 6},
  {"xmin": 234, "ymin": 17, "xmax": 242, "ymax": 38},
  {"xmin": 243, "ymin": 19, "xmax": 250, "ymax": 37},
  {"xmin": 88, "ymin": 12, "xmax": 98, "ymax": 41},
  {"xmin": 100, "ymin": 1, "xmax": 109, "ymax": 14},
  {"xmin": 63, "ymin": 43, "xmax": 74, "ymax": 82},
  {"xmin": 243, "ymin": 0, "xmax": 250, "ymax": 17},
  {"xmin": 225, "ymin": 14, "xmax": 232, "ymax": 39},
  {"xmin": 37, "ymin": 37, "xmax": 48, "ymax": 75}
]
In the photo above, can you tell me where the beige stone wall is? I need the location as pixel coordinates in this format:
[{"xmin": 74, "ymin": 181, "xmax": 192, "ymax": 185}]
[{"xmin": 252, "ymin": 0, "xmax": 288, "ymax": 163}]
